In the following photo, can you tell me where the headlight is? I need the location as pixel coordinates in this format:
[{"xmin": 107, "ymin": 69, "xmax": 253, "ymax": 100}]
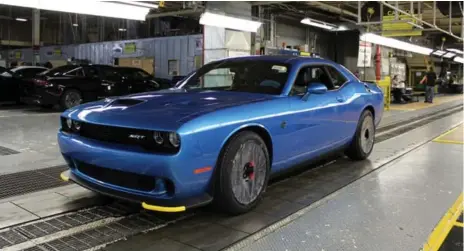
[
  {"xmin": 168, "ymin": 132, "xmax": 180, "ymax": 148},
  {"xmin": 153, "ymin": 132, "xmax": 164, "ymax": 144},
  {"xmin": 66, "ymin": 118, "xmax": 72, "ymax": 129},
  {"xmin": 72, "ymin": 121, "xmax": 81, "ymax": 131}
]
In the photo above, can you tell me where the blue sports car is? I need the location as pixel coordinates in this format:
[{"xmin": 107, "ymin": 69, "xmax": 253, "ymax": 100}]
[{"xmin": 59, "ymin": 55, "xmax": 383, "ymax": 214}]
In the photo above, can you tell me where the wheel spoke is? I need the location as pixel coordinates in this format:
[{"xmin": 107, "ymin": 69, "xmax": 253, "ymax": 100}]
[{"xmin": 230, "ymin": 140, "xmax": 267, "ymax": 205}]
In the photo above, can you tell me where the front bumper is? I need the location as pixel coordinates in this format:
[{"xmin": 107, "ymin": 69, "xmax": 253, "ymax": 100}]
[
  {"xmin": 20, "ymin": 89, "xmax": 60, "ymax": 106},
  {"xmin": 57, "ymin": 131, "xmax": 215, "ymax": 212},
  {"xmin": 60, "ymin": 170, "xmax": 212, "ymax": 212}
]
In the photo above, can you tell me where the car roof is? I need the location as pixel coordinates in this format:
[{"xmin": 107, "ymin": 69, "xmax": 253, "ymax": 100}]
[
  {"xmin": 214, "ymin": 55, "xmax": 333, "ymax": 65},
  {"xmin": 11, "ymin": 66, "xmax": 47, "ymax": 71}
]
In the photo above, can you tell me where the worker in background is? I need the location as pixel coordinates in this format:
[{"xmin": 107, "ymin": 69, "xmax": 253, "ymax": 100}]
[
  {"xmin": 420, "ymin": 67, "xmax": 437, "ymax": 103},
  {"xmin": 391, "ymin": 75, "xmax": 410, "ymax": 103}
]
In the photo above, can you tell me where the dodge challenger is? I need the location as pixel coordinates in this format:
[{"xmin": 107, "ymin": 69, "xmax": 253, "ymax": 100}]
[{"xmin": 59, "ymin": 55, "xmax": 383, "ymax": 215}]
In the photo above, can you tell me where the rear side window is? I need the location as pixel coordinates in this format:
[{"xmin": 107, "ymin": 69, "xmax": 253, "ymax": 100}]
[
  {"xmin": 41, "ymin": 65, "xmax": 78, "ymax": 77},
  {"xmin": 64, "ymin": 67, "xmax": 85, "ymax": 77},
  {"xmin": 325, "ymin": 66, "xmax": 348, "ymax": 87}
]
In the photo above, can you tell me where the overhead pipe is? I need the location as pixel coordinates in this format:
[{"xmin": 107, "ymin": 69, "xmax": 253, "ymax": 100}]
[
  {"xmin": 380, "ymin": 1, "xmax": 462, "ymax": 41},
  {"xmin": 306, "ymin": 1, "xmax": 358, "ymax": 19},
  {"xmin": 146, "ymin": 9, "xmax": 203, "ymax": 19}
]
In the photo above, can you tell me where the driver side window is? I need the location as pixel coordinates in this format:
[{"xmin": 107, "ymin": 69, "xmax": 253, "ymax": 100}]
[{"xmin": 291, "ymin": 65, "xmax": 335, "ymax": 96}]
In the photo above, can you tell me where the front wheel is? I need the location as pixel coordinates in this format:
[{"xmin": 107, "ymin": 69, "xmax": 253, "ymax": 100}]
[
  {"xmin": 214, "ymin": 131, "xmax": 270, "ymax": 215},
  {"xmin": 346, "ymin": 110, "xmax": 375, "ymax": 160}
]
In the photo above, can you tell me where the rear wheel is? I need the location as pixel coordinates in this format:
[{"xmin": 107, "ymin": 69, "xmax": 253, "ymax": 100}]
[
  {"xmin": 60, "ymin": 89, "xmax": 82, "ymax": 110},
  {"xmin": 346, "ymin": 110, "xmax": 375, "ymax": 160},
  {"xmin": 214, "ymin": 131, "xmax": 270, "ymax": 215}
]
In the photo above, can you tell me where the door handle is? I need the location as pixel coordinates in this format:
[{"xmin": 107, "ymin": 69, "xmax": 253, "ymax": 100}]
[{"xmin": 336, "ymin": 96, "xmax": 345, "ymax": 102}]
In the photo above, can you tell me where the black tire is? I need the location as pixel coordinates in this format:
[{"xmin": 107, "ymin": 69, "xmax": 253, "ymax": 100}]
[
  {"xmin": 60, "ymin": 89, "xmax": 82, "ymax": 110},
  {"xmin": 346, "ymin": 109, "xmax": 375, "ymax": 160},
  {"xmin": 214, "ymin": 131, "xmax": 270, "ymax": 215}
]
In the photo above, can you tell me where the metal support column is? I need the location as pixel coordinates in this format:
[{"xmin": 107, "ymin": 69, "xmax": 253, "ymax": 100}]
[{"xmin": 32, "ymin": 9, "xmax": 40, "ymax": 65}]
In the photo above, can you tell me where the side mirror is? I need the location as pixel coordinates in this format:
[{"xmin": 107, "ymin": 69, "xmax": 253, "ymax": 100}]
[
  {"xmin": 307, "ymin": 82, "xmax": 328, "ymax": 94},
  {"xmin": 302, "ymin": 82, "xmax": 327, "ymax": 101}
]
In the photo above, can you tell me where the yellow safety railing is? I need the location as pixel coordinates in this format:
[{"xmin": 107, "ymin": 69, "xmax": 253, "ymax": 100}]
[{"xmin": 369, "ymin": 77, "xmax": 391, "ymax": 111}]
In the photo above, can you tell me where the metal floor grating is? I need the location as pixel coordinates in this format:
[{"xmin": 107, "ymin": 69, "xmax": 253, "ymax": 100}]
[
  {"xmin": 0, "ymin": 165, "xmax": 68, "ymax": 200},
  {"xmin": 0, "ymin": 146, "xmax": 20, "ymax": 156},
  {"xmin": 0, "ymin": 202, "xmax": 190, "ymax": 251}
]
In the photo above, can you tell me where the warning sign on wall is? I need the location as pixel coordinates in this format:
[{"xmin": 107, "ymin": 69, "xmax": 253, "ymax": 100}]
[{"xmin": 357, "ymin": 41, "xmax": 372, "ymax": 68}]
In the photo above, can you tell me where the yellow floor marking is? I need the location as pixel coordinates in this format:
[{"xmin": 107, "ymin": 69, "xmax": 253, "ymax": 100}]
[
  {"xmin": 422, "ymin": 193, "xmax": 463, "ymax": 251},
  {"xmin": 433, "ymin": 124, "xmax": 464, "ymax": 144},
  {"xmin": 433, "ymin": 139, "xmax": 464, "ymax": 145},
  {"xmin": 454, "ymin": 222, "xmax": 464, "ymax": 228},
  {"xmin": 390, "ymin": 94, "xmax": 463, "ymax": 111}
]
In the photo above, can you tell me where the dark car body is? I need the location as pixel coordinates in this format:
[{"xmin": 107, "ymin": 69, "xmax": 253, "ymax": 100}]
[
  {"xmin": 115, "ymin": 67, "xmax": 170, "ymax": 92},
  {"xmin": 20, "ymin": 65, "xmax": 164, "ymax": 109},
  {"xmin": 0, "ymin": 66, "xmax": 47, "ymax": 103}
]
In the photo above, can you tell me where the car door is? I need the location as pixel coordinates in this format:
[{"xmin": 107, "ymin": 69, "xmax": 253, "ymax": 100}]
[
  {"xmin": 285, "ymin": 64, "xmax": 346, "ymax": 161},
  {"xmin": 0, "ymin": 74, "xmax": 13, "ymax": 102}
]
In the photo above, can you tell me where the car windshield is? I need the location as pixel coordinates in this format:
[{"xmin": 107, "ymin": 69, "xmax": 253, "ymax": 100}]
[{"xmin": 178, "ymin": 60, "xmax": 291, "ymax": 95}]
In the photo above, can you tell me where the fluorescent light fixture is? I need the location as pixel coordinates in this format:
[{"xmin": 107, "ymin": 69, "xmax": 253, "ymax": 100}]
[
  {"xmin": 15, "ymin": 18, "xmax": 27, "ymax": 22},
  {"xmin": 453, "ymin": 56, "xmax": 464, "ymax": 64},
  {"xmin": 360, "ymin": 33, "xmax": 433, "ymax": 55},
  {"xmin": 337, "ymin": 25, "xmax": 349, "ymax": 31},
  {"xmin": 432, "ymin": 50, "xmax": 446, "ymax": 56},
  {"xmin": 0, "ymin": 0, "xmax": 150, "ymax": 21},
  {"xmin": 447, "ymin": 48, "xmax": 464, "ymax": 55},
  {"xmin": 112, "ymin": 0, "xmax": 158, "ymax": 9},
  {"xmin": 442, "ymin": 52, "xmax": 456, "ymax": 58},
  {"xmin": 72, "ymin": 23, "xmax": 78, "ymax": 27},
  {"xmin": 118, "ymin": 28, "xmax": 127, "ymax": 31},
  {"xmin": 199, "ymin": 12, "xmax": 262, "ymax": 33},
  {"xmin": 301, "ymin": 18, "xmax": 336, "ymax": 30}
]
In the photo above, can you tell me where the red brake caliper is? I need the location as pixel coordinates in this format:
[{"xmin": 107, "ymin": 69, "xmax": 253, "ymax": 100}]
[{"xmin": 248, "ymin": 161, "xmax": 255, "ymax": 180}]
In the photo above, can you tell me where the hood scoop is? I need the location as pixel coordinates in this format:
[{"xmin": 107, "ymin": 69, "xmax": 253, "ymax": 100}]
[{"xmin": 110, "ymin": 98, "xmax": 145, "ymax": 107}]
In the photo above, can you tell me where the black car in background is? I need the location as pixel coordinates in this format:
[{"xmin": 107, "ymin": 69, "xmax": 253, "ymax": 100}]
[
  {"xmin": 20, "ymin": 64, "xmax": 169, "ymax": 110},
  {"xmin": 114, "ymin": 67, "xmax": 173, "ymax": 92},
  {"xmin": 0, "ymin": 66, "xmax": 48, "ymax": 103}
]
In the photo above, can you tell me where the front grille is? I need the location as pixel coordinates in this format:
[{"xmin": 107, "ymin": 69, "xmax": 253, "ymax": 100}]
[
  {"xmin": 73, "ymin": 122, "xmax": 178, "ymax": 154},
  {"xmin": 76, "ymin": 161, "xmax": 156, "ymax": 192}
]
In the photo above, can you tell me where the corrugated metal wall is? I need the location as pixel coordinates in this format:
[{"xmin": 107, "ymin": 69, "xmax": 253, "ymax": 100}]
[
  {"xmin": 275, "ymin": 23, "xmax": 306, "ymax": 47},
  {"xmin": 1, "ymin": 35, "xmax": 203, "ymax": 79}
]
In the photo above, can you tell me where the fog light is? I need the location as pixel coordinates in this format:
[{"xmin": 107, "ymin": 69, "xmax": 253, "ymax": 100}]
[{"xmin": 153, "ymin": 178, "xmax": 167, "ymax": 195}]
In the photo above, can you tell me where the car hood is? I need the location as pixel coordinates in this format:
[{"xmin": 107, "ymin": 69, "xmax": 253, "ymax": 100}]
[{"xmin": 67, "ymin": 89, "xmax": 275, "ymax": 130}]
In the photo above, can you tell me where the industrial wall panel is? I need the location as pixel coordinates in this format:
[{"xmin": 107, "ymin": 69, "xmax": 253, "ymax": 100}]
[
  {"xmin": 1, "ymin": 35, "xmax": 202, "ymax": 79},
  {"xmin": 275, "ymin": 22, "xmax": 306, "ymax": 47}
]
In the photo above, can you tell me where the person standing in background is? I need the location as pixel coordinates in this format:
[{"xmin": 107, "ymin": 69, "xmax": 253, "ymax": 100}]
[{"xmin": 420, "ymin": 67, "xmax": 437, "ymax": 103}]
